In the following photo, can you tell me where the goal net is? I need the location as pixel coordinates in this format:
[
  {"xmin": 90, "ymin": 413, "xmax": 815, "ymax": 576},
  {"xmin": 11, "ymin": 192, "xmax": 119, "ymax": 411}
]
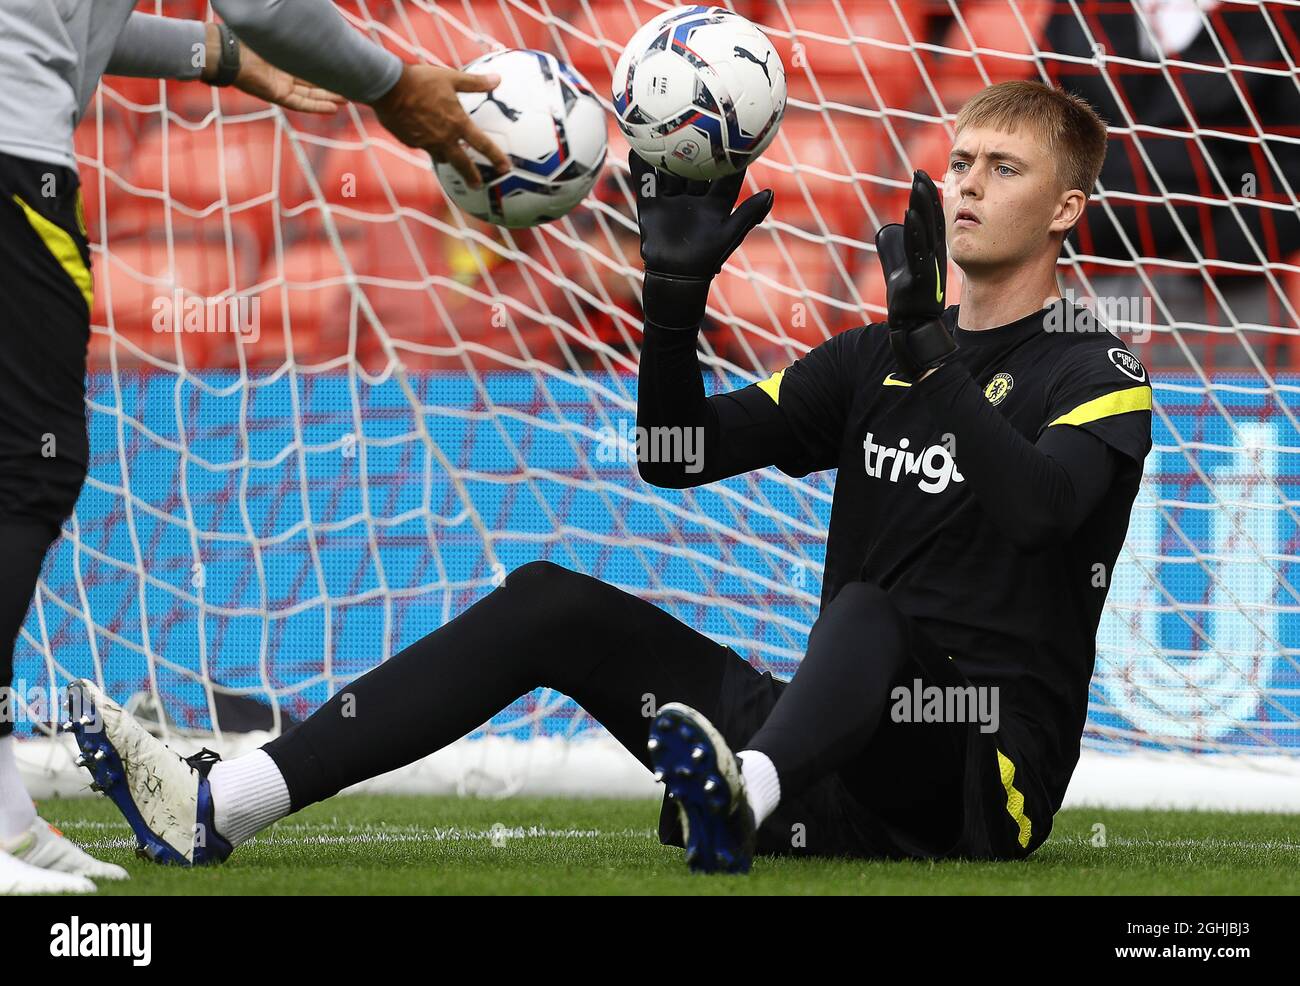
[{"xmin": 13, "ymin": 0, "xmax": 1300, "ymax": 808}]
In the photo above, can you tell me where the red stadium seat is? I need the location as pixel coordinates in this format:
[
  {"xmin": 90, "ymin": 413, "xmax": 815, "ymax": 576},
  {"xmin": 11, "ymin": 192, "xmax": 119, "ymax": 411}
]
[
  {"xmin": 73, "ymin": 111, "xmax": 139, "ymax": 241},
  {"xmin": 163, "ymin": 78, "xmax": 274, "ymax": 122},
  {"xmin": 751, "ymin": 108, "xmax": 876, "ymax": 233},
  {"xmin": 129, "ymin": 120, "xmax": 309, "ymax": 254},
  {"xmin": 560, "ymin": 3, "xmax": 646, "ymax": 82},
  {"xmin": 331, "ymin": 0, "xmax": 377, "ymax": 21},
  {"xmin": 377, "ymin": 4, "xmax": 547, "ymax": 68},
  {"xmin": 99, "ymin": 75, "xmax": 165, "ymax": 111},
  {"xmin": 92, "ymin": 238, "xmax": 254, "ymax": 327},
  {"xmin": 315, "ymin": 139, "xmax": 445, "ymax": 213},
  {"xmin": 341, "ymin": 215, "xmax": 454, "ymax": 282},
  {"xmin": 90, "ymin": 236, "xmax": 261, "ymax": 366},
  {"xmin": 932, "ymin": 0, "xmax": 1051, "ymax": 106},
  {"xmin": 254, "ymin": 238, "xmax": 349, "ymax": 365},
  {"xmin": 130, "ymin": 118, "xmax": 307, "ymax": 205},
  {"xmin": 154, "ymin": 0, "xmax": 208, "ymax": 20},
  {"xmin": 712, "ymin": 228, "xmax": 847, "ymax": 350},
  {"xmin": 254, "ymin": 214, "xmax": 470, "ymax": 366},
  {"xmin": 73, "ymin": 108, "xmax": 137, "ymax": 173},
  {"xmin": 758, "ymin": 1, "xmax": 932, "ymax": 111},
  {"xmin": 904, "ymin": 124, "xmax": 956, "ymax": 179}
]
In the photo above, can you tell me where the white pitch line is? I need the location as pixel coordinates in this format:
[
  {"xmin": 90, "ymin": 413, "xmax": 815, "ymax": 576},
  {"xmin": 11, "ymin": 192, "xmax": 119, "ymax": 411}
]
[
  {"xmin": 58, "ymin": 824, "xmax": 1300, "ymax": 854},
  {"xmin": 64, "ymin": 823, "xmax": 660, "ymax": 852},
  {"xmin": 1052, "ymin": 836, "xmax": 1300, "ymax": 852}
]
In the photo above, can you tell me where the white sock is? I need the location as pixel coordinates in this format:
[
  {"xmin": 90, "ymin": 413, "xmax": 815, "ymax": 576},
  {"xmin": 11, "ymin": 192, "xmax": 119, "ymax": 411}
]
[
  {"xmin": 0, "ymin": 735, "xmax": 37, "ymax": 840},
  {"xmin": 207, "ymin": 749, "xmax": 291, "ymax": 848},
  {"xmin": 737, "ymin": 749, "xmax": 780, "ymax": 828}
]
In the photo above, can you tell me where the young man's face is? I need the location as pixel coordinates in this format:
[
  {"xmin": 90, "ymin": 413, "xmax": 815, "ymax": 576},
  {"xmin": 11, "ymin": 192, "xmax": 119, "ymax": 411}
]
[{"xmin": 942, "ymin": 124, "xmax": 1080, "ymax": 275}]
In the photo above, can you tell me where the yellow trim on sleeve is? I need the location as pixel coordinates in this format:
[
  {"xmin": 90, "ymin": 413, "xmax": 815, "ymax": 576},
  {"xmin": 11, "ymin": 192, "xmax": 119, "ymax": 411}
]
[
  {"xmin": 996, "ymin": 749, "xmax": 1033, "ymax": 849},
  {"xmin": 757, "ymin": 368, "xmax": 785, "ymax": 405},
  {"xmin": 12, "ymin": 193, "xmax": 93, "ymax": 312},
  {"xmin": 1048, "ymin": 385, "xmax": 1151, "ymax": 428},
  {"xmin": 74, "ymin": 189, "xmax": 88, "ymax": 237}
]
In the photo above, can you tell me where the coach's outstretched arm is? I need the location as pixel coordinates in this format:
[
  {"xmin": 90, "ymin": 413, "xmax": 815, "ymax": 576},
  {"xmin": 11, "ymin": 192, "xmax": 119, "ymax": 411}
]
[
  {"xmin": 208, "ymin": 0, "xmax": 398, "ymax": 102},
  {"xmin": 207, "ymin": 0, "xmax": 510, "ymax": 187},
  {"xmin": 631, "ymin": 152, "xmax": 804, "ymax": 488},
  {"xmin": 107, "ymin": 14, "xmax": 343, "ymax": 115},
  {"xmin": 106, "ymin": 15, "xmax": 207, "ymax": 82}
]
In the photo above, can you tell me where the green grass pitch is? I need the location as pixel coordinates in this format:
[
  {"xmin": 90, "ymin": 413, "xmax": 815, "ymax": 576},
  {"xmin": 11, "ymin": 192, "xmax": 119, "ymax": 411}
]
[{"xmin": 37, "ymin": 794, "xmax": 1300, "ymax": 895}]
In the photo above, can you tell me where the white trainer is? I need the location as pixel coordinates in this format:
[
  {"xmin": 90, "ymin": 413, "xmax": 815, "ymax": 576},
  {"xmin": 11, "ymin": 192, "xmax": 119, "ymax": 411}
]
[
  {"xmin": 2, "ymin": 817, "xmax": 128, "ymax": 881},
  {"xmin": 0, "ymin": 847, "xmax": 96, "ymax": 894}
]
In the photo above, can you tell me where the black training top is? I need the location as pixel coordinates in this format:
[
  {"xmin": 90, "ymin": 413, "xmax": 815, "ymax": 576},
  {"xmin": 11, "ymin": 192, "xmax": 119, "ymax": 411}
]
[{"xmin": 636, "ymin": 299, "xmax": 1154, "ymax": 815}]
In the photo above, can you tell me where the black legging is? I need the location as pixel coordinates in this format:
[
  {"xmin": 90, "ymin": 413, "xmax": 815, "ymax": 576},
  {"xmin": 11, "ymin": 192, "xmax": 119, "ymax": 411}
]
[
  {"xmin": 0, "ymin": 523, "xmax": 61, "ymax": 738},
  {"xmin": 0, "ymin": 152, "xmax": 94, "ymax": 739},
  {"xmin": 265, "ymin": 561, "xmax": 964, "ymax": 817}
]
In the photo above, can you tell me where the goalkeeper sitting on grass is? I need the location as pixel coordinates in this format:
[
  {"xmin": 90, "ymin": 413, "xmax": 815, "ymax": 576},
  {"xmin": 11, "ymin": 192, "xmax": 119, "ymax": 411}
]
[{"xmin": 68, "ymin": 80, "xmax": 1152, "ymax": 874}]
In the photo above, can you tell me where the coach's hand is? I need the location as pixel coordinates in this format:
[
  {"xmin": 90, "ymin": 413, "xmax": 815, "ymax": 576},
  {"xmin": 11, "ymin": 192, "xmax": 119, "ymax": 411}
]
[
  {"xmin": 875, "ymin": 170, "xmax": 954, "ymax": 381},
  {"xmin": 631, "ymin": 149, "xmax": 773, "ymax": 329},
  {"xmin": 231, "ymin": 45, "xmax": 345, "ymax": 115},
  {"xmin": 372, "ymin": 64, "xmax": 512, "ymax": 190}
]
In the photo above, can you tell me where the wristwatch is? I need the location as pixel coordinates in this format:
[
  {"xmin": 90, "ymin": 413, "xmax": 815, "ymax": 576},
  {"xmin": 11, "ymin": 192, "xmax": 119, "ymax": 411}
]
[{"xmin": 213, "ymin": 24, "xmax": 241, "ymax": 87}]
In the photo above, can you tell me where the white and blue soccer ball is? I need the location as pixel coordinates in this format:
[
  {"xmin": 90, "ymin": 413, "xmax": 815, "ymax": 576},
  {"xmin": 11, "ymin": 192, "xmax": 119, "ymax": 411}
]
[
  {"xmin": 613, "ymin": 5, "xmax": 787, "ymax": 180},
  {"xmin": 434, "ymin": 49, "xmax": 608, "ymax": 228}
]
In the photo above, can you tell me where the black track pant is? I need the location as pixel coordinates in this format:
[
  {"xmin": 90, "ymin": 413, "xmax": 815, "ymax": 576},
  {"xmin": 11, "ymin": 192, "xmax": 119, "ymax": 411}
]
[
  {"xmin": 0, "ymin": 152, "xmax": 94, "ymax": 738},
  {"xmin": 265, "ymin": 561, "xmax": 1036, "ymax": 860}
]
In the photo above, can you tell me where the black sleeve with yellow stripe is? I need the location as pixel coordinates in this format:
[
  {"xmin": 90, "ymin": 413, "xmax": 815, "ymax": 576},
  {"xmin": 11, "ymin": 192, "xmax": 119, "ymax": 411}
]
[
  {"xmin": 1039, "ymin": 341, "xmax": 1154, "ymax": 465},
  {"xmin": 636, "ymin": 322, "xmax": 802, "ymax": 488},
  {"xmin": 914, "ymin": 359, "xmax": 1137, "ymax": 552},
  {"xmin": 636, "ymin": 321, "xmax": 858, "ymax": 487},
  {"xmin": 752, "ymin": 326, "xmax": 860, "ymax": 476}
]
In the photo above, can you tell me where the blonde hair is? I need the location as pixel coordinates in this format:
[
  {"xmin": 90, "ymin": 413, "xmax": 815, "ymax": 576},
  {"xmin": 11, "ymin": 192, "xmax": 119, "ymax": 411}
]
[{"xmin": 954, "ymin": 81, "xmax": 1108, "ymax": 198}]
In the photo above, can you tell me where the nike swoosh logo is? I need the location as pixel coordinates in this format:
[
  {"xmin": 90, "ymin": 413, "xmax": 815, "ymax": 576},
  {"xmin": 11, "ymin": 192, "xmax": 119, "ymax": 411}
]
[
  {"xmin": 935, "ymin": 258, "xmax": 943, "ymax": 304},
  {"xmin": 883, "ymin": 373, "xmax": 911, "ymax": 388}
]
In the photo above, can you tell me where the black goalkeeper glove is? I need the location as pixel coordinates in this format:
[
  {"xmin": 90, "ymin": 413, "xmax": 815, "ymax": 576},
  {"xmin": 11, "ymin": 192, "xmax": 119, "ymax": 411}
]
[
  {"xmin": 875, "ymin": 170, "xmax": 955, "ymax": 381},
  {"xmin": 630, "ymin": 149, "xmax": 774, "ymax": 329}
]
